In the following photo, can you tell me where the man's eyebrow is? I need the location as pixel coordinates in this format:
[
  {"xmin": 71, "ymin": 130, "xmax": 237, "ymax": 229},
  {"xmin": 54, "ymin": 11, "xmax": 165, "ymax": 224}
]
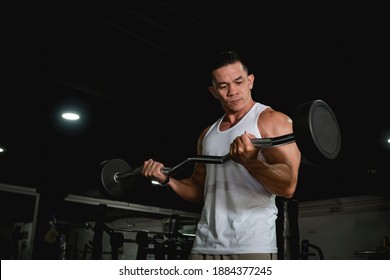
[
  {"xmin": 234, "ymin": 75, "xmax": 244, "ymax": 81},
  {"xmin": 216, "ymin": 75, "xmax": 244, "ymax": 85}
]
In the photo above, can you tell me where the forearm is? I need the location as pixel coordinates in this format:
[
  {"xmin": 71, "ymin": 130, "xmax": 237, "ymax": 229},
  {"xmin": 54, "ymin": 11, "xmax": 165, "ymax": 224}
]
[
  {"xmin": 167, "ymin": 177, "xmax": 204, "ymax": 204},
  {"xmin": 244, "ymin": 160, "xmax": 295, "ymax": 198}
]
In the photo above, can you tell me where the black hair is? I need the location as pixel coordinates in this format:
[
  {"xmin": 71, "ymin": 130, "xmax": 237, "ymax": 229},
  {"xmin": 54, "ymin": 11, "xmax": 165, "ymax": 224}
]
[{"xmin": 209, "ymin": 50, "xmax": 249, "ymax": 80}]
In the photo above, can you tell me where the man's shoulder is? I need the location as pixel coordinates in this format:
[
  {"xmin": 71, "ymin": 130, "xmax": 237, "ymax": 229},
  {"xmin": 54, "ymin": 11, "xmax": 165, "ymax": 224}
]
[
  {"xmin": 258, "ymin": 108, "xmax": 292, "ymax": 137},
  {"xmin": 258, "ymin": 106, "xmax": 276, "ymax": 119}
]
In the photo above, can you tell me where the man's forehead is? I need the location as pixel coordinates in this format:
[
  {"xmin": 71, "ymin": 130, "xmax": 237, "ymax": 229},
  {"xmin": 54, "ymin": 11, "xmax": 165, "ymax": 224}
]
[{"xmin": 214, "ymin": 66, "xmax": 246, "ymax": 83}]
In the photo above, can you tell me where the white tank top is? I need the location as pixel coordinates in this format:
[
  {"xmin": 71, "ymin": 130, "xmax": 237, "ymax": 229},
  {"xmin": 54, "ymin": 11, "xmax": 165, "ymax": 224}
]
[{"xmin": 191, "ymin": 102, "xmax": 278, "ymax": 254}]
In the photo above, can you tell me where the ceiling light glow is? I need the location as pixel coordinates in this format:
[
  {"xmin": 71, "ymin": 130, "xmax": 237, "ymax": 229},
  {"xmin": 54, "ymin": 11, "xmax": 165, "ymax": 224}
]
[{"xmin": 62, "ymin": 112, "xmax": 80, "ymax": 121}]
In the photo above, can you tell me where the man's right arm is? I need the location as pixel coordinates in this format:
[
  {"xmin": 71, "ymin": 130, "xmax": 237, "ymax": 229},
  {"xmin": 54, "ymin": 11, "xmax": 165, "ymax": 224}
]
[{"xmin": 166, "ymin": 126, "xmax": 210, "ymax": 204}]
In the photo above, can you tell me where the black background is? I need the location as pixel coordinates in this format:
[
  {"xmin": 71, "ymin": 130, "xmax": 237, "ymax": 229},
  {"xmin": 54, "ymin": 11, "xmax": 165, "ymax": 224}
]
[{"xmin": 1, "ymin": 1, "xmax": 389, "ymax": 219}]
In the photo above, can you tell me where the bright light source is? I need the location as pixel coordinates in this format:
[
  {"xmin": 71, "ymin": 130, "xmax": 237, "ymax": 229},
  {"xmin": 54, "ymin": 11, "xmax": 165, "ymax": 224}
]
[
  {"xmin": 0, "ymin": 147, "xmax": 4, "ymax": 153},
  {"xmin": 62, "ymin": 112, "xmax": 80, "ymax": 121},
  {"xmin": 151, "ymin": 180, "xmax": 160, "ymax": 185}
]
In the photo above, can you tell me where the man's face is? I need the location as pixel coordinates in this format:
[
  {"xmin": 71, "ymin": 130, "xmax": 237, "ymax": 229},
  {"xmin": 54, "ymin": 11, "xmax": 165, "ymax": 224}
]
[{"xmin": 210, "ymin": 61, "xmax": 254, "ymax": 113}]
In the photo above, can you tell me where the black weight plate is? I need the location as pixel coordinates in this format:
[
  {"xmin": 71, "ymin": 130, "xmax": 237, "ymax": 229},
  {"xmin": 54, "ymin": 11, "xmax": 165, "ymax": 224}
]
[
  {"xmin": 293, "ymin": 100, "xmax": 341, "ymax": 165},
  {"xmin": 100, "ymin": 159, "xmax": 134, "ymax": 198}
]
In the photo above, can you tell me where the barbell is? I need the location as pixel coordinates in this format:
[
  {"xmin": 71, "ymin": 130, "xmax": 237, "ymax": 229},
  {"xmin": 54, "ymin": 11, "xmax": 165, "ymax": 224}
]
[{"xmin": 100, "ymin": 99, "xmax": 341, "ymax": 198}]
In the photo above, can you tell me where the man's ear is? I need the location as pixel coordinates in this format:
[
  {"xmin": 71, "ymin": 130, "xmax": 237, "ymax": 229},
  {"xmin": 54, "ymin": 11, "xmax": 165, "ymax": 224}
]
[
  {"xmin": 208, "ymin": 86, "xmax": 218, "ymax": 99},
  {"xmin": 248, "ymin": 74, "xmax": 255, "ymax": 90}
]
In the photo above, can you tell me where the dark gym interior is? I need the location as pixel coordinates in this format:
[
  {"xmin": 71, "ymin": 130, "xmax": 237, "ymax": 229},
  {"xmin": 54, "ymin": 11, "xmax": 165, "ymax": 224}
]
[{"xmin": 1, "ymin": 1, "xmax": 389, "ymax": 260}]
